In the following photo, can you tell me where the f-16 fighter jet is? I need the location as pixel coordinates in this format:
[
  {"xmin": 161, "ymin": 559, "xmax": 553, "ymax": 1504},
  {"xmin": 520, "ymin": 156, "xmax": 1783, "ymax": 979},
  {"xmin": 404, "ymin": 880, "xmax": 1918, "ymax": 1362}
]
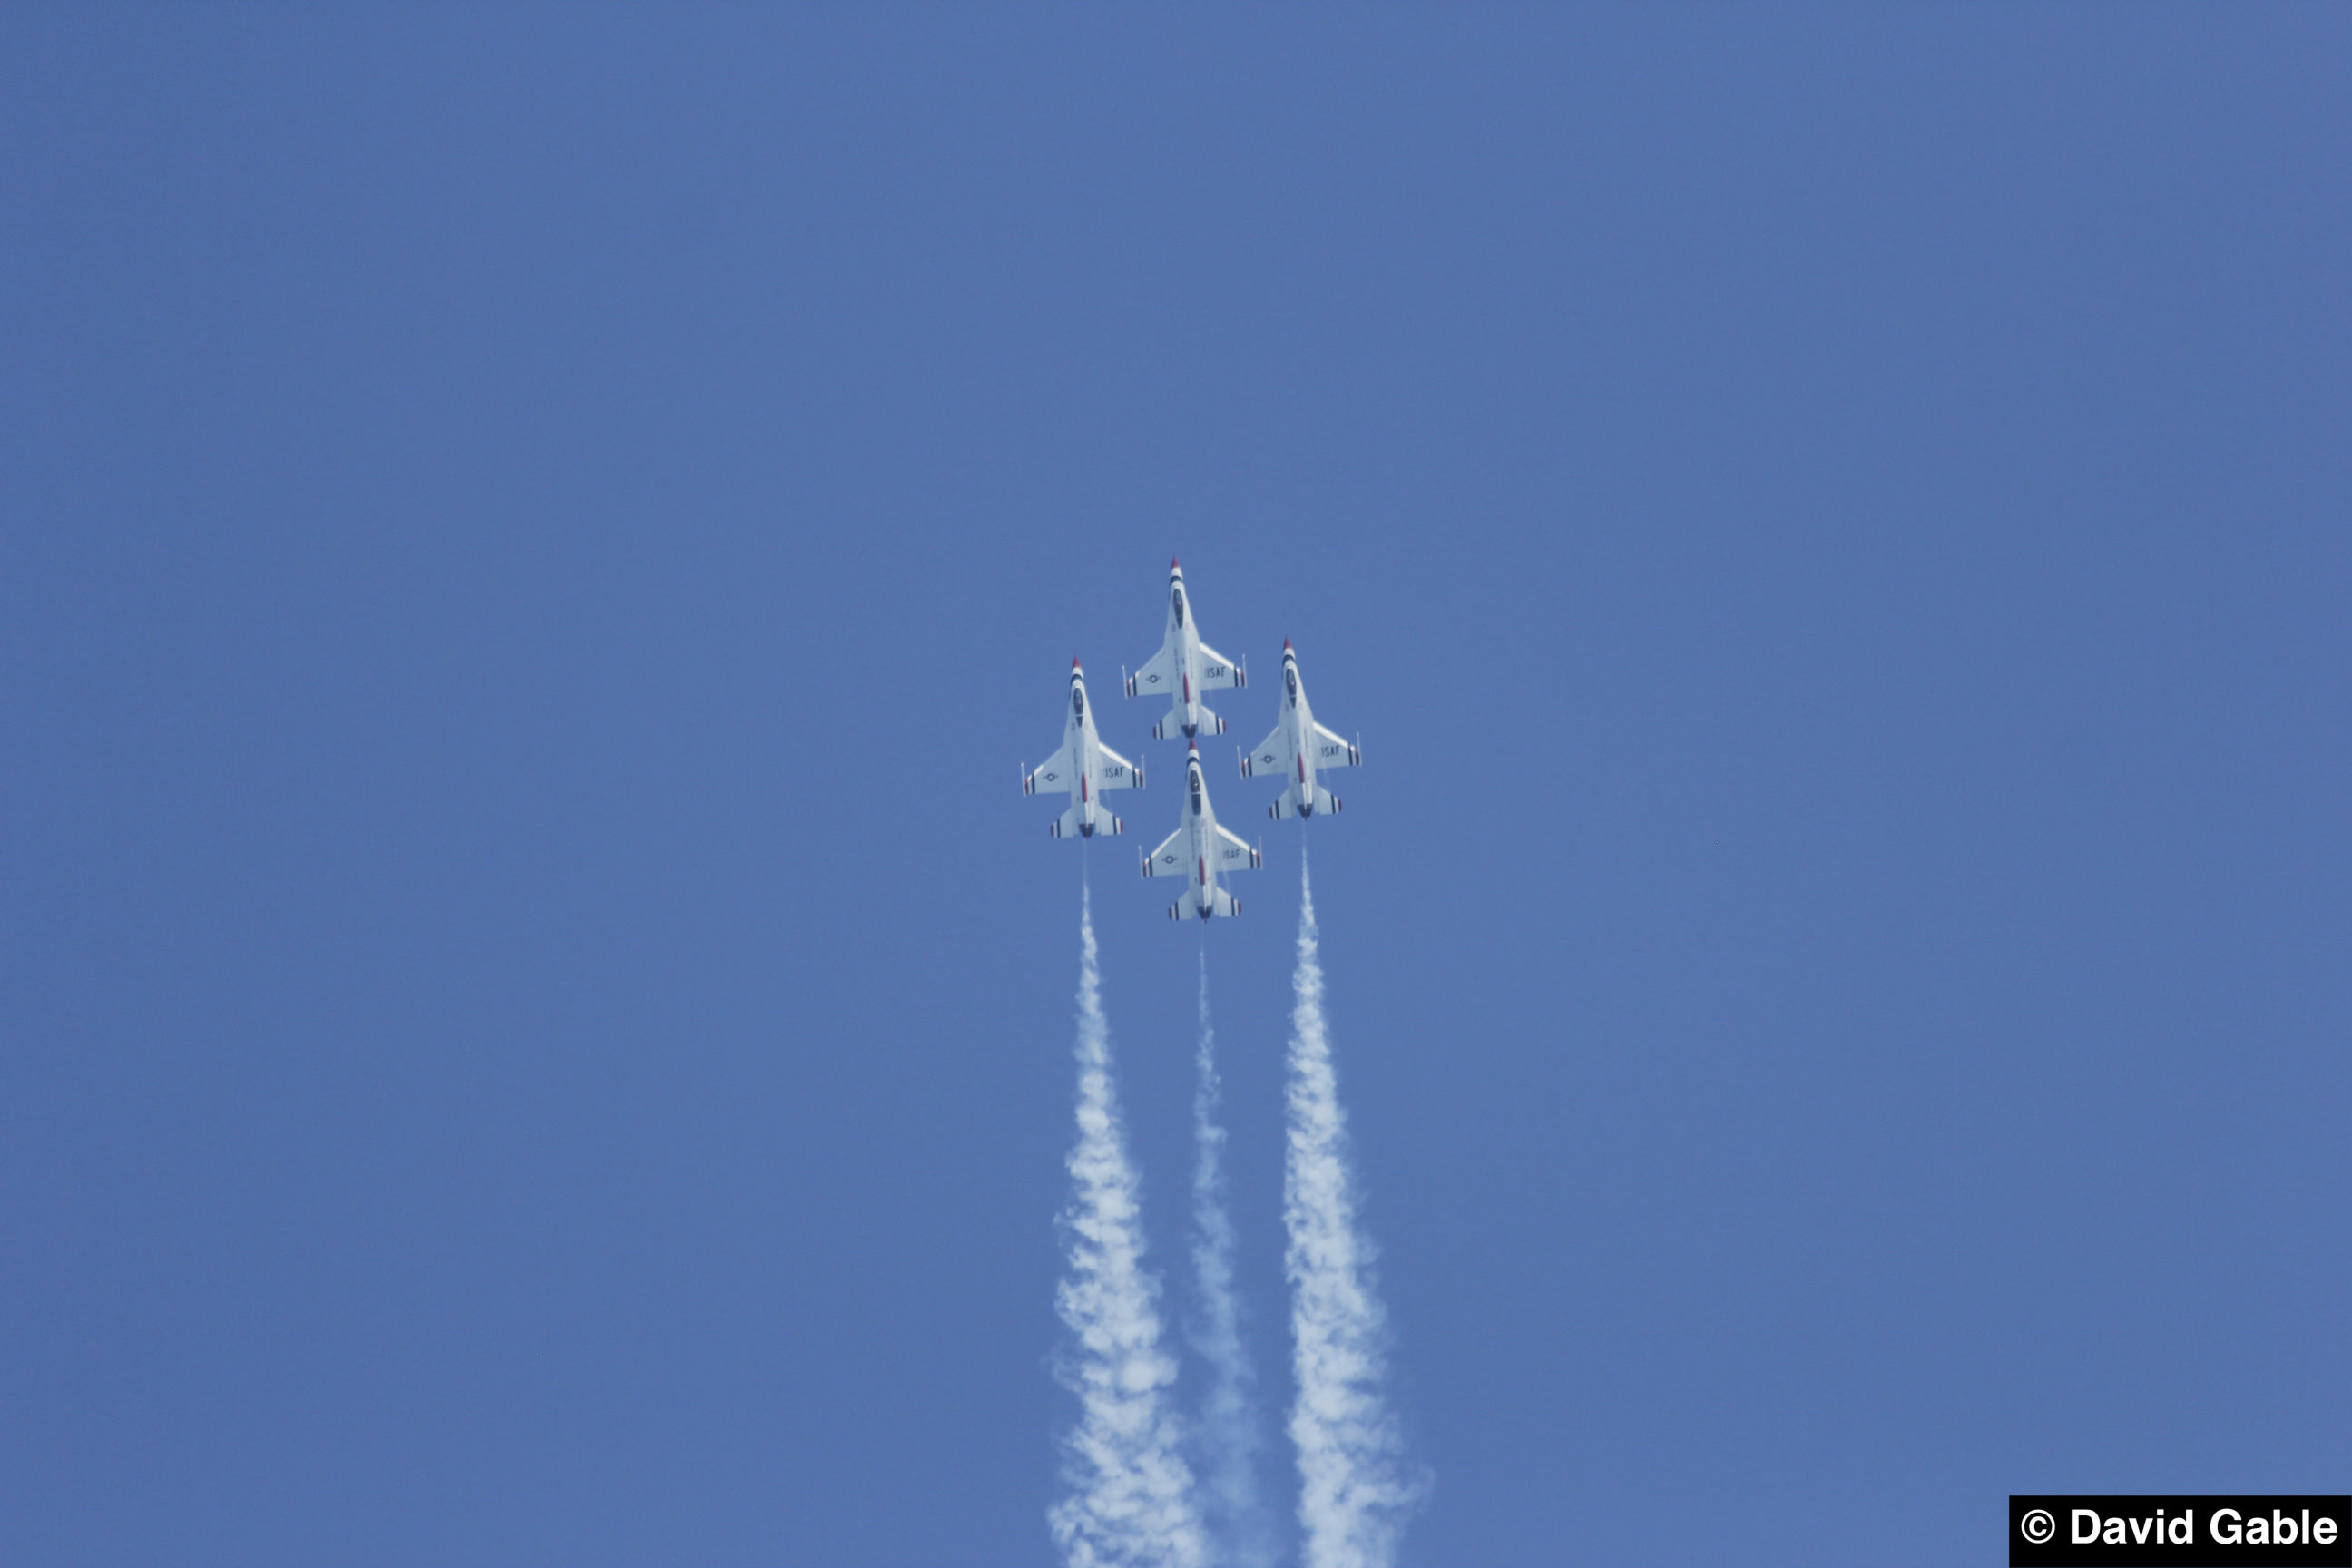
[
  {"xmin": 1024, "ymin": 660, "xmax": 1142, "ymax": 838},
  {"xmin": 1142, "ymin": 740, "xmax": 1262, "ymax": 920},
  {"xmin": 1126, "ymin": 559, "xmax": 1245, "ymax": 739},
  {"xmin": 1240, "ymin": 639, "xmax": 1361, "ymax": 819}
]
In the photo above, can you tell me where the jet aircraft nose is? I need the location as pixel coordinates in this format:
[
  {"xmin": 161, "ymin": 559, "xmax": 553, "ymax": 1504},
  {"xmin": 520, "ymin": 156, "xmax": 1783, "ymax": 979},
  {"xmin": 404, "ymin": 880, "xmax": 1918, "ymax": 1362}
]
[{"xmin": 1283, "ymin": 637, "xmax": 1293, "ymax": 651}]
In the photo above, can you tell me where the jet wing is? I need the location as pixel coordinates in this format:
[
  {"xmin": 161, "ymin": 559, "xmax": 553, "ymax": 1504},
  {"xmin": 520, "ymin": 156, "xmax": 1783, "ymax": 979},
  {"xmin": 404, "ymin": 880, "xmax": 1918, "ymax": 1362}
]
[
  {"xmin": 1096, "ymin": 744, "xmax": 1142, "ymax": 790},
  {"xmin": 1126, "ymin": 642, "xmax": 1178, "ymax": 700},
  {"xmin": 1213, "ymin": 825, "xmax": 1262, "ymax": 871},
  {"xmin": 1142, "ymin": 828, "xmax": 1189, "ymax": 877},
  {"xmin": 1310, "ymin": 722, "xmax": 1359, "ymax": 768},
  {"xmin": 1197, "ymin": 643, "xmax": 1246, "ymax": 691},
  {"xmin": 1243, "ymin": 722, "xmax": 1290, "ymax": 779},
  {"xmin": 1026, "ymin": 741, "xmax": 1074, "ymax": 795}
]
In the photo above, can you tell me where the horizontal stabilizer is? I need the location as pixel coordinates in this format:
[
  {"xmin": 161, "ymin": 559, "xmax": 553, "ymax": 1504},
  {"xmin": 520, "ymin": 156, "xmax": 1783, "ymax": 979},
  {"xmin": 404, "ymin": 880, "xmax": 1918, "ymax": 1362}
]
[
  {"xmin": 1153, "ymin": 704, "xmax": 1226, "ymax": 740},
  {"xmin": 1271, "ymin": 783, "xmax": 1343, "ymax": 820},
  {"xmin": 1168, "ymin": 886, "xmax": 1241, "ymax": 921},
  {"xmin": 1053, "ymin": 803, "xmax": 1121, "ymax": 838}
]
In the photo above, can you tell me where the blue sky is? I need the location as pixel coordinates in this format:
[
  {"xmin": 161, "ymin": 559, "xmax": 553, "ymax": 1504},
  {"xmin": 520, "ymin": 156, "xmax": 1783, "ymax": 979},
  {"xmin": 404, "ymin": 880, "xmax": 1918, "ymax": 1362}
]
[{"xmin": 3, "ymin": 9, "xmax": 2346, "ymax": 1564}]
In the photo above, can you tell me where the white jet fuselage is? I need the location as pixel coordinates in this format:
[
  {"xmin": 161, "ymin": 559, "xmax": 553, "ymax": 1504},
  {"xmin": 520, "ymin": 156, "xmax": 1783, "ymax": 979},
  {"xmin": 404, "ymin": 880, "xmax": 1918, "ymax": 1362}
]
[
  {"xmin": 1127, "ymin": 562, "xmax": 1244, "ymax": 738},
  {"xmin": 1026, "ymin": 664, "xmax": 1141, "ymax": 838},
  {"xmin": 1241, "ymin": 642, "xmax": 1359, "ymax": 819},
  {"xmin": 1142, "ymin": 743, "xmax": 1260, "ymax": 919}
]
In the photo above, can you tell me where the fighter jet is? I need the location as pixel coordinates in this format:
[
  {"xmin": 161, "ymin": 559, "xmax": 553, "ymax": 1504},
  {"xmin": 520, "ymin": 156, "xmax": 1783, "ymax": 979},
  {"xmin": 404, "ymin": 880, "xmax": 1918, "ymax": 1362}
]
[
  {"xmin": 1125, "ymin": 559, "xmax": 1246, "ymax": 739},
  {"xmin": 1142, "ymin": 740, "xmax": 1262, "ymax": 920},
  {"xmin": 1240, "ymin": 639, "xmax": 1361, "ymax": 819},
  {"xmin": 1024, "ymin": 660, "xmax": 1142, "ymax": 838}
]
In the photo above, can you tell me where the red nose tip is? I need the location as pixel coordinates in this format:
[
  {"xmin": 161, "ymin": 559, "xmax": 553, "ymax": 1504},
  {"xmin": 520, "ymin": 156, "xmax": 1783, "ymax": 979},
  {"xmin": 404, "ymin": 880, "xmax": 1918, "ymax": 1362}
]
[
  {"xmin": 1171, "ymin": 556, "xmax": 1181, "ymax": 570},
  {"xmin": 1283, "ymin": 637, "xmax": 1293, "ymax": 650},
  {"xmin": 1073, "ymin": 657, "xmax": 1082, "ymax": 669}
]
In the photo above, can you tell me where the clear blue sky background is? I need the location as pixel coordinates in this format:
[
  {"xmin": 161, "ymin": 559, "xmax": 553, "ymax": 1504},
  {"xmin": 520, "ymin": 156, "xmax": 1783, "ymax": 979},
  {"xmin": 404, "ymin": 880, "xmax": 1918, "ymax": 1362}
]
[{"xmin": 4, "ymin": 9, "xmax": 2346, "ymax": 1565}]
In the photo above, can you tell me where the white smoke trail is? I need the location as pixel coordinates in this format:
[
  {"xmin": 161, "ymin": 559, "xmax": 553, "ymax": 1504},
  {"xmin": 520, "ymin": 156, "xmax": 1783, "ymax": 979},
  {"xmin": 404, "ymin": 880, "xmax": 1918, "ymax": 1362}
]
[
  {"xmin": 1051, "ymin": 881, "xmax": 1206, "ymax": 1568},
  {"xmin": 1285, "ymin": 853, "xmax": 1425, "ymax": 1568},
  {"xmin": 1188, "ymin": 951, "xmax": 1279, "ymax": 1568}
]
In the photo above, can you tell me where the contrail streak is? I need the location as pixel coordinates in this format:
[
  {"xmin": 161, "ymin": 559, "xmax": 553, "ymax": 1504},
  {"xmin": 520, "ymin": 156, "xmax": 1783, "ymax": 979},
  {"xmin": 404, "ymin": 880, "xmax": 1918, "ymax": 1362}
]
[
  {"xmin": 1189, "ymin": 952, "xmax": 1278, "ymax": 1568},
  {"xmin": 1285, "ymin": 853, "xmax": 1425, "ymax": 1568},
  {"xmin": 1051, "ymin": 881, "xmax": 1205, "ymax": 1568}
]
